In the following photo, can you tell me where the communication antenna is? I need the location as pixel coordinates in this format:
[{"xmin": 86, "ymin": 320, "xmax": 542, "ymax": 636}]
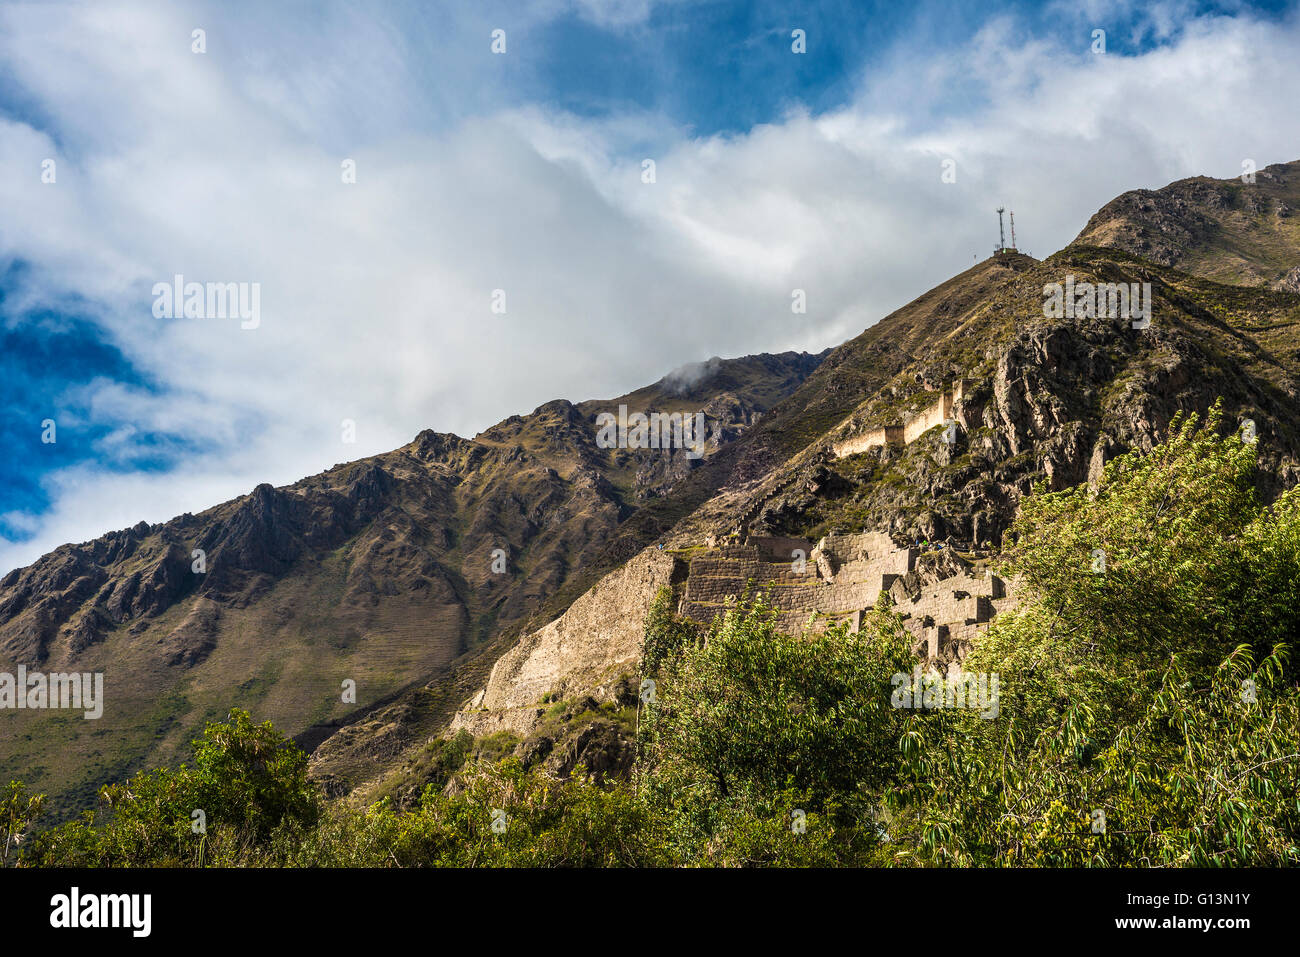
[
  {"xmin": 1010, "ymin": 210, "xmax": 1017, "ymax": 251},
  {"xmin": 996, "ymin": 207, "xmax": 1006, "ymax": 253}
]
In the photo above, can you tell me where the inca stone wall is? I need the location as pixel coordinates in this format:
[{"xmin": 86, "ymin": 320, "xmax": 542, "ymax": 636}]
[
  {"xmin": 450, "ymin": 547, "xmax": 687, "ymax": 738},
  {"xmin": 833, "ymin": 425, "xmax": 904, "ymax": 457},
  {"xmin": 901, "ymin": 389, "xmax": 953, "ymax": 444},
  {"xmin": 833, "ymin": 379, "xmax": 969, "ymax": 457},
  {"xmin": 450, "ymin": 526, "xmax": 1015, "ymax": 739},
  {"xmin": 681, "ymin": 531, "xmax": 1015, "ymax": 664}
]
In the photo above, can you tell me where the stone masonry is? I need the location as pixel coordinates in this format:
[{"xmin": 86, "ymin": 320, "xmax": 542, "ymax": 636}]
[
  {"xmin": 680, "ymin": 530, "xmax": 1014, "ymax": 665},
  {"xmin": 833, "ymin": 379, "xmax": 969, "ymax": 458},
  {"xmin": 449, "ymin": 528, "xmax": 1015, "ymax": 739},
  {"xmin": 450, "ymin": 547, "xmax": 687, "ymax": 738}
]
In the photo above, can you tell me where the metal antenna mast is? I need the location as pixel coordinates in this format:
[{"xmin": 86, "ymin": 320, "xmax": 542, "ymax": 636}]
[
  {"xmin": 1010, "ymin": 210, "xmax": 1017, "ymax": 251},
  {"xmin": 997, "ymin": 207, "xmax": 1006, "ymax": 253}
]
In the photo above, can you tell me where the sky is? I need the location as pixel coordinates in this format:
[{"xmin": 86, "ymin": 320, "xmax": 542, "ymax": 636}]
[{"xmin": 1, "ymin": 0, "xmax": 1299, "ymax": 574}]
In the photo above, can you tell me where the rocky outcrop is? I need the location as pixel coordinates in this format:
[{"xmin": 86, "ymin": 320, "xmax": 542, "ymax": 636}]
[
  {"xmin": 156, "ymin": 597, "xmax": 222, "ymax": 668},
  {"xmin": 539, "ymin": 718, "xmax": 636, "ymax": 782}
]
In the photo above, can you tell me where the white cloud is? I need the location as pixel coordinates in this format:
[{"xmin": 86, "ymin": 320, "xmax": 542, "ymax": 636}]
[{"xmin": 1, "ymin": 0, "xmax": 1298, "ymax": 573}]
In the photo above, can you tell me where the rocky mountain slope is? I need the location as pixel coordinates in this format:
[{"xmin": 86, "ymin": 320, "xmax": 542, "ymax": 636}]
[
  {"xmin": 329, "ymin": 160, "xmax": 1300, "ymax": 805},
  {"xmin": 0, "ymin": 351, "xmax": 822, "ymax": 815},
  {"xmin": 732, "ymin": 244, "xmax": 1300, "ymax": 550},
  {"xmin": 1075, "ymin": 159, "xmax": 1300, "ymax": 290},
  {"xmin": 7, "ymin": 160, "xmax": 1300, "ymax": 815}
]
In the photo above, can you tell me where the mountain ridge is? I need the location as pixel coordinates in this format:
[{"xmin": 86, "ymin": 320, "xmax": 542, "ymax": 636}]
[
  {"xmin": 0, "ymin": 349, "xmax": 823, "ymax": 815},
  {"xmin": 6, "ymin": 160, "xmax": 1300, "ymax": 813},
  {"xmin": 322, "ymin": 160, "xmax": 1300, "ymax": 803}
]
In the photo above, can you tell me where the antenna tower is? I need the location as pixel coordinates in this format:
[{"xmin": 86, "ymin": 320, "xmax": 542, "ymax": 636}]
[
  {"xmin": 1010, "ymin": 210, "xmax": 1017, "ymax": 251},
  {"xmin": 997, "ymin": 207, "xmax": 1006, "ymax": 253}
]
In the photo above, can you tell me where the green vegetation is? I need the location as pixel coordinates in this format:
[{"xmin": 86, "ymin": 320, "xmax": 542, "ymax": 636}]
[
  {"xmin": 640, "ymin": 587, "xmax": 698, "ymax": 674},
  {"xmin": 905, "ymin": 404, "xmax": 1300, "ymax": 865},
  {"xmin": 22, "ymin": 709, "xmax": 317, "ymax": 866},
  {"xmin": 9, "ymin": 406, "xmax": 1299, "ymax": 867},
  {"xmin": 2, "ymin": 782, "xmax": 44, "ymax": 866}
]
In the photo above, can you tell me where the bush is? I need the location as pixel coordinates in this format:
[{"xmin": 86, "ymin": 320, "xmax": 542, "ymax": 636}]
[
  {"xmin": 887, "ymin": 406, "xmax": 1300, "ymax": 865},
  {"xmin": 639, "ymin": 595, "xmax": 914, "ymax": 863},
  {"xmin": 26, "ymin": 708, "xmax": 318, "ymax": 867}
]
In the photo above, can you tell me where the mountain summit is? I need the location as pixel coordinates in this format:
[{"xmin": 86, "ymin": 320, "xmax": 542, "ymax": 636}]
[{"xmin": 1075, "ymin": 159, "xmax": 1300, "ymax": 290}]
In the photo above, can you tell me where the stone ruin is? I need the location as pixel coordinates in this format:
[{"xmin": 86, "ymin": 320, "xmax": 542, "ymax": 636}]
[
  {"xmin": 449, "ymin": 528, "xmax": 1017, "ymax": 739},
  {"xmin": 679, "ymin": 530, "xmax": 1016, "ymax": 666},
  {"xmin": 832, "ymin": 379, "xmax": 970, "ymax": 458}
]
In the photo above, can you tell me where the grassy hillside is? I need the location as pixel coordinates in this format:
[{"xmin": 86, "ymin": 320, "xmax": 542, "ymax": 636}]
[{"xmin": 1075, "ymin": 159, "xmax": 1300, "ymax": 290}]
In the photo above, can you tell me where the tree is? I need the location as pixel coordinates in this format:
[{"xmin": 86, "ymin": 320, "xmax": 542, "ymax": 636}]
[
  {"xmin": 26, "ymin": 708, "xmax": 319, "ymax": 866},
  {"xmin": 640, "ymin": 595, "xmax": 913, "ymax": 863},
  {"xmin": 1, "ymin": 781, "xmax": 44, "ymax": 867},
  {"xmin": 888, "ymin": 405, "xmax": 1300, "ymax": 865}
]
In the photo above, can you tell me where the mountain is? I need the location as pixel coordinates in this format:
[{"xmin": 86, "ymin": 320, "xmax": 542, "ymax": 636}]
[
  {"xmin": 0, "ymin": 350, "xmax": 823, "ymax": 815},
  {"xmin": 6, "ymin": 160, "xmax": 1300, "ymax": 814},
  {"xmin": 318, "ymin": 161, "xmax": 1300, "ymax": 804},
  {"xmin": 657, "ymin": 162, "xmax": 1300, "ymax": 553},
  {"xmin": 1075, "ymin": 159, "xmax": 1300, "ymax": 291}
]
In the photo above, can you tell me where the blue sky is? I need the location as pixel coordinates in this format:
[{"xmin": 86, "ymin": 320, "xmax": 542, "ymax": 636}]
[{"xmin": 2, "ymin": 0, "xmax": 1299, "ymax": 574}]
